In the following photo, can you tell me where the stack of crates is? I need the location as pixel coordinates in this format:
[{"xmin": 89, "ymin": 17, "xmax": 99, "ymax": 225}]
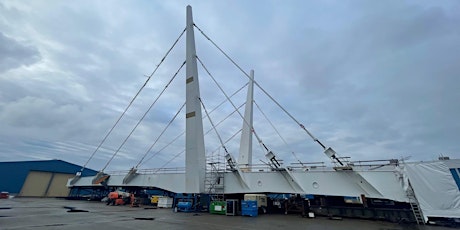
[
  {"xmin": 241, "ymin": 200, "xmax": 258, "ymax": 217},
  {"xmin": 209, "ymin": 201, "xmax": 226, "ymax": 215}
]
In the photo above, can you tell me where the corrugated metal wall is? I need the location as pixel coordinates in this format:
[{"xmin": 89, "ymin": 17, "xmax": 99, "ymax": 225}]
[
  {"xmin": 19, "ymin": 171, "xmax": 74, "ymax": 197},
  {"xmin": 19, "ymin": 171, "xmax": 52, "ymax": 197},
  {"xmin": 46, "ymin": 173, "xmax": 73, "ymax": 197}
]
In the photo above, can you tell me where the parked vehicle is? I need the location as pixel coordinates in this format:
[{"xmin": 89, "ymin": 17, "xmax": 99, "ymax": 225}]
[{"xmin": 0, "ymin": 191, "xmax": 9, "ymax": 199}]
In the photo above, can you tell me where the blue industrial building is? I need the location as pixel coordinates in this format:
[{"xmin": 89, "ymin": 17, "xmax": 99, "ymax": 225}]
[{"xmin": 0, "ymin": 160, "xmax": 97, "ymax": 195}]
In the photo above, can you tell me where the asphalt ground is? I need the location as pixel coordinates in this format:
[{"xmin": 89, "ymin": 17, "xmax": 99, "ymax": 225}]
[{"xmin": 0, "ymin": 198, "xmax": 453, "ymax": 230}]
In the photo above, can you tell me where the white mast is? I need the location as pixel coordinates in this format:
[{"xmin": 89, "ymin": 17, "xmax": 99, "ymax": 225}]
[
  {"xmin": 185, "ymin": 5, "xmax": 205, "ymax": 193},
  {"xmin": 238, "ymin": 70, "xmax": 254, "ymax": 171}
]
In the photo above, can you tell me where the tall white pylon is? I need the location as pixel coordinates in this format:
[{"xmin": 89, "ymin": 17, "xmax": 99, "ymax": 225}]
[
  {"xmin": 238, "ymin": 70, "xmax": 254, "ymax": 171},
  {"xmin": 185, "ymin": 5, "xmax": 206, "ymax": 193}
]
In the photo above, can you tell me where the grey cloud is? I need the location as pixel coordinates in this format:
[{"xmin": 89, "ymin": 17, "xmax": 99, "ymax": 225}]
[
  {"xmin": 0, "ymin": 32, "xmax": 41, "ymax": 72},
  {"xmin": 246, "ymin": 2, "xmax": 460, "ymax": 161}
]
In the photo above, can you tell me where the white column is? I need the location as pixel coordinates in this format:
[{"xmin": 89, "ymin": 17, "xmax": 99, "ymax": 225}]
[
  {"xmin": 238, "ymin": 70, "xmax": 254, "ymax": 171},
  {"xmin": 185, "ymin": 5, "xmax": 206, "ymax": 193}
]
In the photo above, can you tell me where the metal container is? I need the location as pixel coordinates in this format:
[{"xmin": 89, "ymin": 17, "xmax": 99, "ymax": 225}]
[
  {"xmin": 209, "ymin": 201, "xmax": 226, "ymax": 215},
  {"xmin": 241, "ymin": 200, "xmax": 258, "ymax": 217},
  {"xmin": 226, "ymin": 199, "xmax": 239, "ymax": 216}
]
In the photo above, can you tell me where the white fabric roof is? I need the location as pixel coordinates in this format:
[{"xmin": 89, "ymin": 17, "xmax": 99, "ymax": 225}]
[{"xmin": 405, "ymin": 161, "xmax": 460, "ymax": 219}]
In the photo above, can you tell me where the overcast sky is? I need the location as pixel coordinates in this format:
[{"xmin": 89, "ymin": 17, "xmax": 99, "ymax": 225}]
[{"xmin": 1, "ymin": 0, "xmax": 459, "ymax": 172}]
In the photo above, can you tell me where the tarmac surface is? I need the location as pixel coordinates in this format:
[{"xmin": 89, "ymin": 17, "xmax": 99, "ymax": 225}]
[{"xmin": 0, "ymin": 198, "xmax": 454, "ymax": 230}]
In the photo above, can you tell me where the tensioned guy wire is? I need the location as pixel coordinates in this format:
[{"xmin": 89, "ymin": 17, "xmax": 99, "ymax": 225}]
[
  {"xmin": 82, "ymin": 28, "xmax": 186, "ymax": 172},
  {"xmin": 101, "ymin": 61, "xmax": 186, "ymax": 171},
  {"xmin": 194, "ymin": 24, "xmax": 327, "ymax": 150}
]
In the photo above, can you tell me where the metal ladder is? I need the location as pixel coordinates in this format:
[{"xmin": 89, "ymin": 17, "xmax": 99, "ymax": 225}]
[
  {"xmin": 407, "ymin": 184, "xmax": 425, "ymax": 225},
  {"xmin": 409, "ymin": 200, "xmax": 425, "ymax": 225}
]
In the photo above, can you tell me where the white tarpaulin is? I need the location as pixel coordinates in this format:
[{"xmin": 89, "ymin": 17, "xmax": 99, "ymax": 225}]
[{"xmin": 405, "ymin": 161, "xmax": 460, "ymax": 220}]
